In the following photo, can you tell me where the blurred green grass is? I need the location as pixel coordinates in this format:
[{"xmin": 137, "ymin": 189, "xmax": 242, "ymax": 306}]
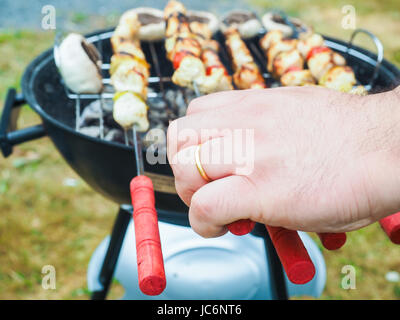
[{"xmin": 1, "ymin": 1, "xmax": 400, "ymax": 299}]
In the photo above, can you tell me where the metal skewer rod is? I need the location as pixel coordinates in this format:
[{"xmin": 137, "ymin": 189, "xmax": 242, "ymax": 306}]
[
  {"xmin": 192, "ymin": 81, "xmax": 201, "ymax": 97},
  {"xmin": 124, "ymin": 129, "xmax": 129, "ymax": 146},
  {"xmin": 129, "ymin": 124, "xmax": 166, "ymax": 296},
  {"xmin": 132, "ymin": 125, "xmax": 144, "ymax": 176}
]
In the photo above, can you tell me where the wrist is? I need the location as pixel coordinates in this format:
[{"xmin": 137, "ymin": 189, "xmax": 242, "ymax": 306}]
[{"xmin": 362, "ymin": 88, "xmax": 400, "ymax": 219}]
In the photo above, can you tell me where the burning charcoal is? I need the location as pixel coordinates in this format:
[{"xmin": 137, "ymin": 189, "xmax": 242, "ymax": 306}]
[
  {"xmin": 165, "ymin": 89, "xmax": 178, "ymax": 113},
  {"xmin": 104, "ymin": 113, "xmax": 120, "ymax": 129},
  {"xmin": 80, "ymin": 100, "xmax": 104, "ymax": 127},
  {"xmin": 185, "ymin": 89, "xmax": 196, "ymax": 102},
  {"xmin": 149, "ymin": 118, "xmax": 165, "ymax": 130},
  {"xmin": 149, "ymin": 109, "xmax": 169, "ymax": 121},
  {"xmin": 148, "ymin": 96, "xmax": 168, "ymax": 111},
  {"xmin": 174, "ymin": 91, "xmax": 188, "ymax": 118},
  {"xmin": 105, "ymin": 128, "xmax": 124, "ymax": 143},
  {"xmin": 164, "ymin": 89, "xmax": 176, "ymax": 102},
  {"xmin": 80, "ymin": 126, "xmax": 101, "ymax": 138},
  {"xmin": 100, "ymin": 98, "xmax": 114, "ymax": 113}
]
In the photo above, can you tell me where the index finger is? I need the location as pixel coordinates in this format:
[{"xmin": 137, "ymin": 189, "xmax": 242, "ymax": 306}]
[
  {"xmin": 186, "ymin": 89, "xmax": 254, "ymax": 115},
  {"xmin": 167, "ymin": 102, "xmax": 243, "ymax": 163}
]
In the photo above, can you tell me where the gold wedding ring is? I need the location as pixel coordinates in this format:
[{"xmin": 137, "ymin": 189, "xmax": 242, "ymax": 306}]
[{"xmin": 195, "ymin": 144, "xmax": 212, "ymax": 183}]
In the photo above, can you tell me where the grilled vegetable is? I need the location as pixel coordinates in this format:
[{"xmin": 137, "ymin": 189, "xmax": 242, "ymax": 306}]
[{"xmin": 58, "ymin": 33, "xmax": 103, "ymax": 94}]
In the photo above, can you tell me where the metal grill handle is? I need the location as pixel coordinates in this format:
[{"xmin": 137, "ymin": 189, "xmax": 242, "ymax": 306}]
[
  {"xmin": 0, "ymin": 88, "xmax": 46, "ymax": 158},
  {"xmin": 346, "ymin": 28, "xmax": 384, "ymax": 90}
]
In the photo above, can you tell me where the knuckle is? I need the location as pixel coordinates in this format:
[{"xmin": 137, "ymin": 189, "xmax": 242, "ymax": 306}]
[
  {"xmin": 166, "ymin": 119, "xmax": 178, "ymax": 144},
  {"xmin": 190, "ymin": 191, "xmax": 213, "ymax": 224},
  {"xmin": 174, "ymin": 179, "xmax": 194, "ymax": 206},
  {"xmin": 166, "ymin": 119, "xmax": 179, "ymax": 160},
  {"xmin": 186, "ymin": 96, "xmax": 204, "ymax": 115}
]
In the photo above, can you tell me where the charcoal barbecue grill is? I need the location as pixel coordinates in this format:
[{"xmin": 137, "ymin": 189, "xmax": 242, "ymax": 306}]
[{"xmin": 1, "ymin": 26, "xmax": 400, "ymax": 300}]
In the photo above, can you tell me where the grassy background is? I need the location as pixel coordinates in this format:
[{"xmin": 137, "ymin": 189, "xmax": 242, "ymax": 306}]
[{"xmin": 0, "ymin": 0, "xmax": 400, "ymax": 299}]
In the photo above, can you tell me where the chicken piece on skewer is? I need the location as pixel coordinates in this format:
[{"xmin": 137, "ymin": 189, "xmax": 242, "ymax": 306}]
[
  {"xmin": 319, "ymin": 65, "xmax": 356, "ymax": 92},
  {"xmin": 271, "ymin": 47, "xmax": 304, "ymax": 78},
  {"xmin": 259, "ymin": 30, "xmax": 314, "ymax": 86},
  {"xmin": 201, "ymin": 46, "xmax": 233, "ymax": 91},
  {"xmin": 280, "ymin": 69, "xmax": 315, "ymax": 86},
  {"xmin": 189, "ymin": 17, "xmax": 233, "ymax": 91},
  {"xmin": 165, "ymin": 12, "xmax": 201, "ymax": 61},
  {"xmin": 110, "ymin": 53, "xmax": 150, "ymax": 98},
  {"xmin": 297, "ymin": 33, "xmax": 324, "ymax": 59},
  {"xmin": 298, "ymin": 32, "xmax": 357, "ymax": 91},
  {"xmin": 164, "ymin": 0, "xmax": 225, "ymax": 93},
  {"xmin": 260, "ymin": 30, "xmax": 358, "ymax": 91},
  {"xmin": 224, "ymin": 27, "xmax": 266, "ymax": 89},
  {"xmin": 259, "ymin": 29, "xmax": 284, "ymax": 52},
  {"xmin": 306, "ymin": 46, "xmax": 346, "ymax": 81},
  {"xmin": 113, "ymin": 92, "xmax": 149, "ymax": 131},
  {"xmin": 267, "ymin": 39, "xmax": 298, "ymax": 73},
  {"xmin": 110, "ymin": 10, "xmax": 150, "ymax": 132}
]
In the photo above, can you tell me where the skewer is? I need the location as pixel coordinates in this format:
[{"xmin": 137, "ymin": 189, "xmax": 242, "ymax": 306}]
[
  {"xmin": 148, "ymin": 42, "xmax": 175, "ymax": 120},
  {"xmin": 132, "ymin": 126, "xmax": 144, "ymax": 176},
  {"xmin": 258, "ymin": 21, "xmax": 349, "ymax": 250},
  {"xmin": 217, "ymin": 21, "xmax": 316, "ymax": 284},
  {"xmin": 149, "ymin": 42, "xmax": 165, "ymax": 97},
  {"xmin": 107, "ymin": 10, "xmax": 165, "ymax": 295},
  {"xmin": 95, "ymin": 33, "xmax": 107, "ymax": 139},
  {"xmin": 266, "ymin": 226, "xmax": 316, "ymax": 284},
  {"xmin": 380, "ymin": 213, "xmax": 400, "ymax": 244},
  {"xmin": 124, "ymin": 129, "xmax": 129, "ymax": 146},
  {"xmin": 192, "ymin": 81, "xmax": 201, "ymax": 97},
  {"xmin": 129, "ymin": 125, "xmax": 166, "ymax": 295}
]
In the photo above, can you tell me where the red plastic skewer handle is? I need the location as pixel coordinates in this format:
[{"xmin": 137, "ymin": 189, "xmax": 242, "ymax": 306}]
[
  {"xmin": 227, "ymin": 219, "xmax": 256, "ymax": 236},
  {"xmin": 317, "ymin": 232, "xmax": 347, "ymax": 250},
  {"xmin": 266, "ymin": 226, "xmax": 316, "ymax": 284},
  {"xmin": 130, "ymin": 175, "xmax": 166, "ymax": 296},
  {"xmin": 380, "ymin": 212, "xmax": 400, "ymax": 244}
]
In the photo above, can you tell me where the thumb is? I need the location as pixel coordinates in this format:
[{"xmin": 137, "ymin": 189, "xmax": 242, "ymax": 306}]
[{"xmin": 188, "ymin": 175, "xmax": 261, "ymax": 238}]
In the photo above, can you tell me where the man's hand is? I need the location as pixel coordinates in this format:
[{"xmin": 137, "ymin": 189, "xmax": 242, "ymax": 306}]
[{"xmin": 167, "ymin": 86, "xmax": 400, "ymax": 238}]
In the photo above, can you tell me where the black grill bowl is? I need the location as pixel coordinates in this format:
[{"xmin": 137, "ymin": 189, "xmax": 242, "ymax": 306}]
[{"xmin": 15, "ymin": 28, "xmax": 400, "ymax": 215}]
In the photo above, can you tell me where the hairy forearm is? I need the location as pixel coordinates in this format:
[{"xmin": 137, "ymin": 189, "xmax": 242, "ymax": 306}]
[{"xmin": 360, "ymin": 86, "xmax": 400, "ymax": 221}]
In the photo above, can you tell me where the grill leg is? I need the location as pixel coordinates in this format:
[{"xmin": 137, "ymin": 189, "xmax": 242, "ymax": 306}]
[
  {"xmin": 262, "ymin": 226, "xmax": 289, "ymax": 300},
  {"xmin": 91, "ymin": 205, "xmax": 131, "ymax": 300},
  {"xmin": 253, "ymin": 223, "xmax": 288, "ymax": 300}
]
